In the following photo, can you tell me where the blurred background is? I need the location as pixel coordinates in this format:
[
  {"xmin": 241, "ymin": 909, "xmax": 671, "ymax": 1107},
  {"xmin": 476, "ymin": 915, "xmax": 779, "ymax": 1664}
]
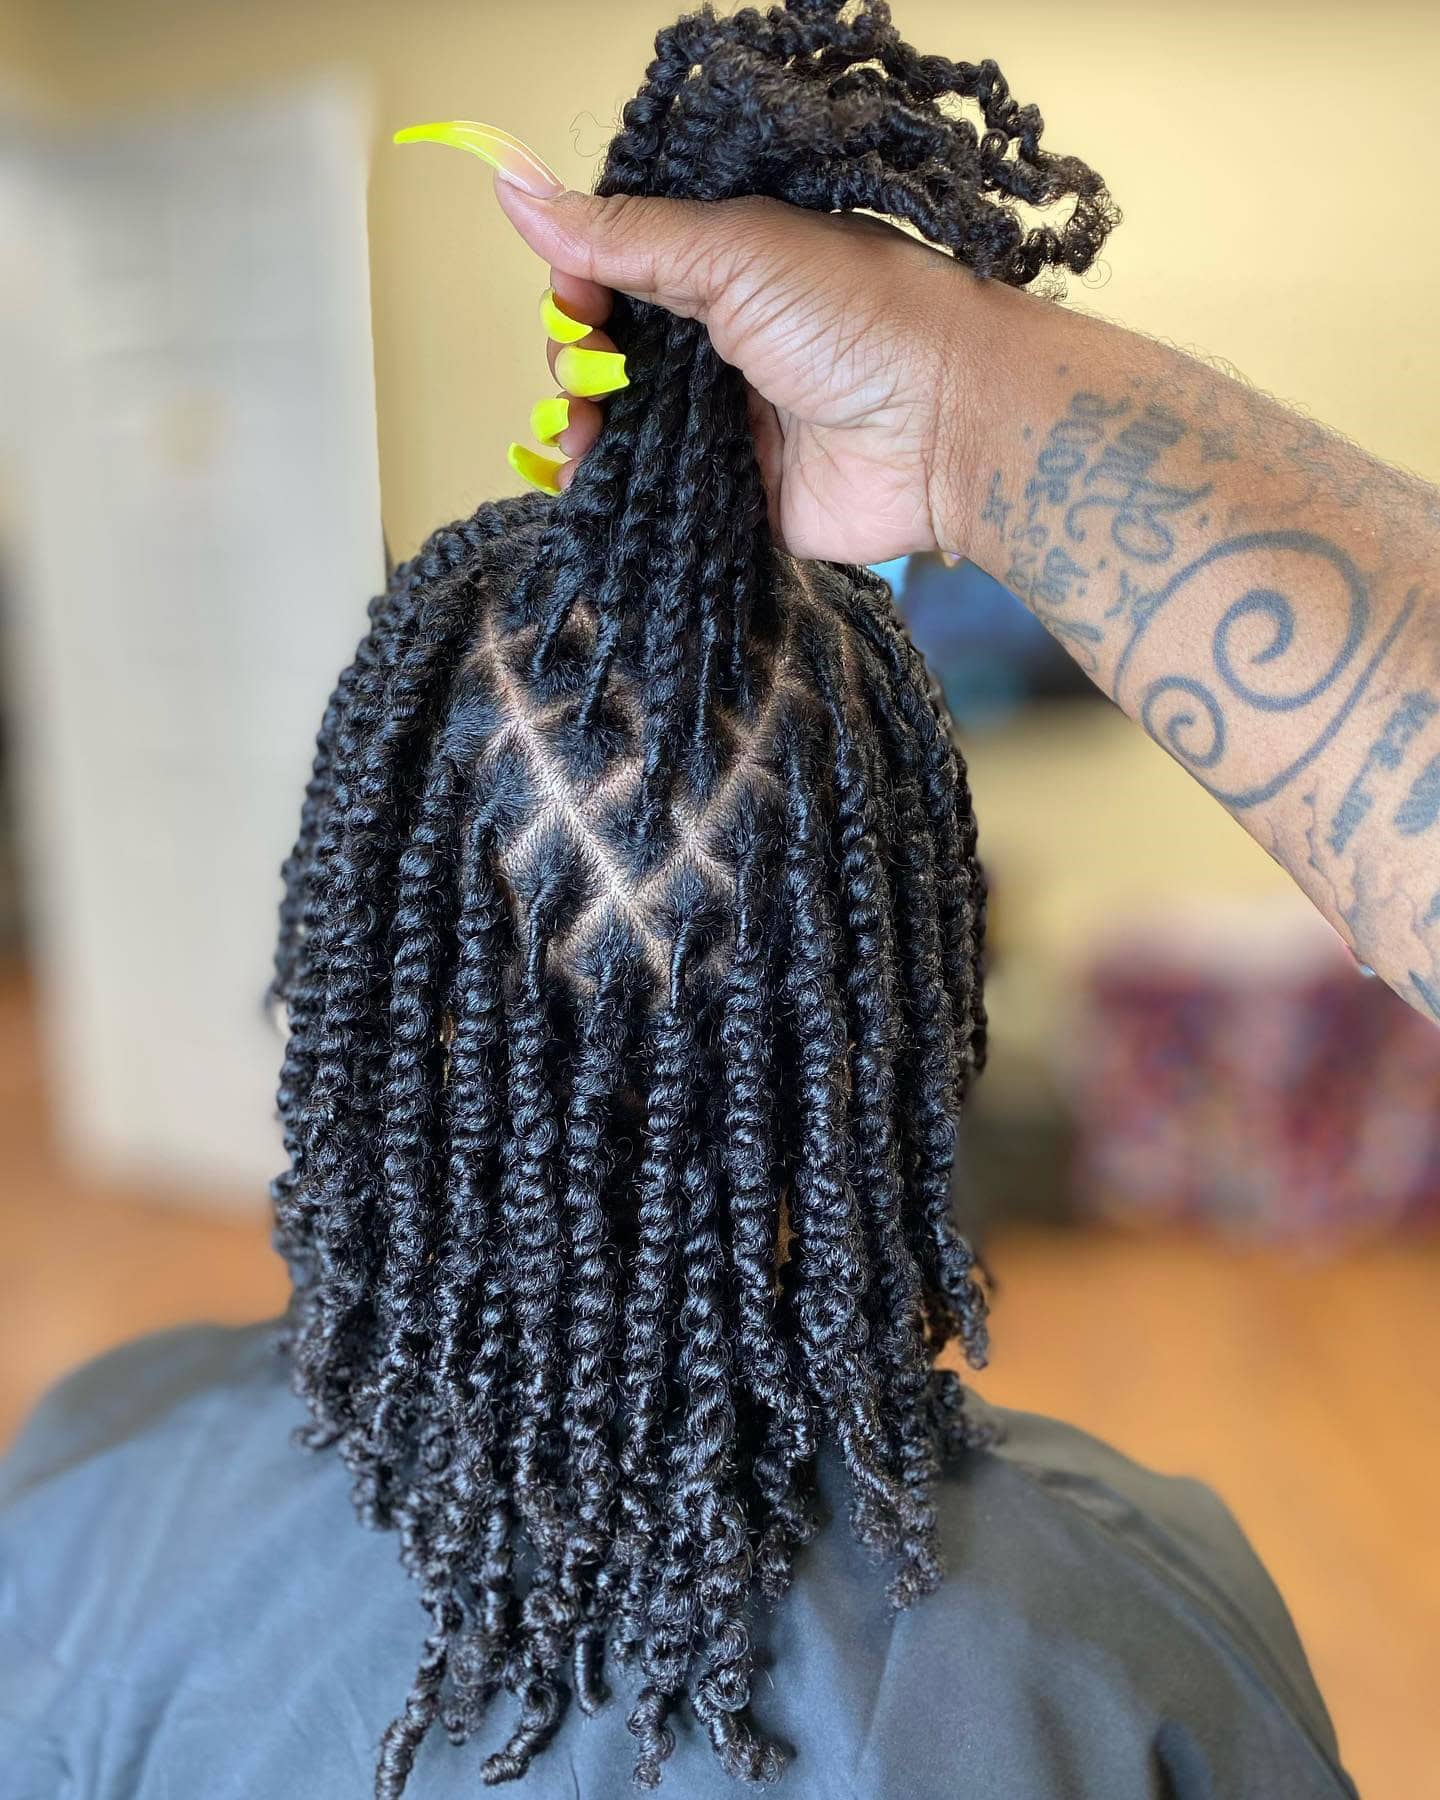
[{"xmin": 0, "ymin": 1, "xmax": 1437, "ymax": 1794}]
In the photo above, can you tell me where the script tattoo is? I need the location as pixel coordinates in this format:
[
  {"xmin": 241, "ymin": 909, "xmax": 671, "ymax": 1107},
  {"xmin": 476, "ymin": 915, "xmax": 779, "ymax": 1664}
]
[
  {"xmin": 1328, "ymin": 693, "xmax": 1439, "ymax": 853},
  {"xmin": 1394, "ymin": 753, "xmax": 1440, "ymax": 838},
  {"xmin": 990, "ymin": 390, "xmax": 1226, "ymax": 668},
  {"xmin": 987, "ymin": 393, "xmax": 1139, "ymax": 669},
  {"xmin": 980, "ymin": 469, "xmax": 1013, "ymax": 540},
  {"xmin": 984, "ymin": 467, "xmax": 1106, "ymax": 670},
  {"xmin": 1063, "ymin": 403, "xmax": 1211, "ymax": 562}
]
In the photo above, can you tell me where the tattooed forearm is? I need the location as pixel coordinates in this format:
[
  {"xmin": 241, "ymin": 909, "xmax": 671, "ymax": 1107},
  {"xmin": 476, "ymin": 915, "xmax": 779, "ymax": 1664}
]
[
  {"xmin": 1331, "ymin": 695, "xmax": 1440, "ymax": 853},
  {"xmin": 949, "ymin": 303, "xmax": 1440, "ymax": 1023}
]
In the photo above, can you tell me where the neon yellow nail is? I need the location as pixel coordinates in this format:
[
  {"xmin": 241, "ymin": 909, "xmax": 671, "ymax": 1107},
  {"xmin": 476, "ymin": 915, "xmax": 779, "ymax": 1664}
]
[
  {"xmin": 393, "ymin": 121, "xmax": 564, "ymax": 197},
  {"xmin": 540, "ymin": 288, "xmax": 592, "ymax": 345},
  {"xmin": 508, "ymin": 442, "xmax": 564, "ymax": 495},
  {"xmin": 530, "ymin": 396, "xmax": 571, "ymax": 448},
  {"xmin": 555, "ymin": 345, "xmax": 628, "ymax": 399}
]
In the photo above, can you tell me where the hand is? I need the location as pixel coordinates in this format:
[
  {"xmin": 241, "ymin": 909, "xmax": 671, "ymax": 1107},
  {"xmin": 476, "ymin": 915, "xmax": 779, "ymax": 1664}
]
[{"xmin": 496, "ymin": 185, "xmax": 981, "ymax": 566}]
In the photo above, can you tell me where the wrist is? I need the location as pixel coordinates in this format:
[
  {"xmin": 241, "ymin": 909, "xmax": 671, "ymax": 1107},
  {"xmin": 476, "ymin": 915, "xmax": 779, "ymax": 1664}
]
[{"xmin": 922, "ymin": 274, "xmax": 1054, "ymax": 560}]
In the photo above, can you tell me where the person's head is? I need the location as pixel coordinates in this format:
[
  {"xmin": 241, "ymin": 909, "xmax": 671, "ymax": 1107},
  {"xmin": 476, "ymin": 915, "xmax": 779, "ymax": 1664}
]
[{"xmin": 269, "ymin": 1, "xmax": 1111, "ymax": 1791}]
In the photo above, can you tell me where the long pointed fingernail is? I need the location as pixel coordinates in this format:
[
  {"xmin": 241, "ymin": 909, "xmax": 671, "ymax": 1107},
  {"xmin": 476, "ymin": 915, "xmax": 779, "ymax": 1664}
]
[
  {"xmin": 540, "ymin": 287, "xmax": 592, "ymax": 345},
  {"xmin": 508, "ymin": 442, "xmax": 564, "ymax": 494},
  {"xmin": 555, "ymin": 345, "xmax": 628, "ymax": 398},
  {"xmin": 393, "ymin": 121, "xmax": 565, "ymax": 198},
  {"xmin": 530, "ymin": 396, "xmax": 571, "ymax": 448}
]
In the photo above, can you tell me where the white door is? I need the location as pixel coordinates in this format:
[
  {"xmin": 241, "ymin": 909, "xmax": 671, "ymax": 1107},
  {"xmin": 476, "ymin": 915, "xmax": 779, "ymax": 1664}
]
[{"xmin": 1, "ymin": 80, "xmax": 383, "ymax": 1201}]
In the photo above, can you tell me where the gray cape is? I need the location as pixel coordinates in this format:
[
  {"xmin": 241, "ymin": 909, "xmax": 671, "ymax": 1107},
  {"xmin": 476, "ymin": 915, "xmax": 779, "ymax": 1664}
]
[{"xmin": 0, "ymin": 1323, "xmax": 1356, "ymax": 1799}]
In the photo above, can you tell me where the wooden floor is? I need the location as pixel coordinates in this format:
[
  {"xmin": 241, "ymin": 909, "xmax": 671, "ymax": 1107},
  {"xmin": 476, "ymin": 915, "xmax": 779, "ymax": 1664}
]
[{"xmin": 1, "ymin": 972, "xmax": 1435, "ymax": 1797}]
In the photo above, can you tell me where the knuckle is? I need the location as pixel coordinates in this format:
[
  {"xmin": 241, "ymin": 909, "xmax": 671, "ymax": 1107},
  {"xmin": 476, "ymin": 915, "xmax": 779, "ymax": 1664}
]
[
  {"xmin": 587, "ymin": 191, "xmax": 646, "ymax": 244},
  {"xmin": 706, "ymin": 201, "xmax": 789, "ymax": 300}
]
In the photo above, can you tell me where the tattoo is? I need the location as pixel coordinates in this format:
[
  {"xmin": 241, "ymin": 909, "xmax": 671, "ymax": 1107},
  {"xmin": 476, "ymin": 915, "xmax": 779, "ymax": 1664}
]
[
  {"xmin": 980, "ymin": 469, "xmax": 1013, "ymax": 540},
  {"xmin": 1064, "ymin": 404, "xmax": 1212, "ymax": 562},
  {"xmin": 1412, "ymin": 971, "xmax": 1440, "ymax": 1019},
  {"xmin": 1116, "ymin": 544, "xmax": 1416, "ymax": 809},
  {"xmin": 993, "ymin": 392, "xmax": 1224, "ymax": 670},
  {"xmin": 1393, "ymin": 755, "xmax": 1440, "ymax": 837},
  {"xmin": 1024, "ymin": 391, "xmax": 1129, "ymax": 514},
  {"xmin": 1029, "ymin": 543, "xmax": 1089, "ymax": 607},
  {"xmin": 991, "ymin": 367, "xmax": 1439, "ymax": 1023},
  {"xmin": 1328, "ymin": 692, "xmax": 1439, "ymax": 853},
  {"xmin": 1103, "ymin": 566, "xmax": 1149, "ymax": 623},
  {"xmin": 1197, "ymin": 427, "xmax": 1239, "ymax": 464},
  {"xmin": 1004, "ymin": 527, "xmax": 1104, "ymax": 666},
  {"xmin": 988, "ymin": 393, "xmax": 1209, "ymax": 670}
]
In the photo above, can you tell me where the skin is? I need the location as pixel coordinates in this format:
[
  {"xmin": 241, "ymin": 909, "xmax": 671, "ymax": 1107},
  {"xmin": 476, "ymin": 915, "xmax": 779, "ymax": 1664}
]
[{"xmin": 495, "ymin": 182, "xmax": 1440, "ymax": 1026}]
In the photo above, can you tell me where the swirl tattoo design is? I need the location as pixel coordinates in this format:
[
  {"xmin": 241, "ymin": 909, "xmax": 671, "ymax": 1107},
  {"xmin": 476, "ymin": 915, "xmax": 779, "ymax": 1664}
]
[{"xmin": 1114, "ymin": 530, "xmax": 1415, "ymax": 809}]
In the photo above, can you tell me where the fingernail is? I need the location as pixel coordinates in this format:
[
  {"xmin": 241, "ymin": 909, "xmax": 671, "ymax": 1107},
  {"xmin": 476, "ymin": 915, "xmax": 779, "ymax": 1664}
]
[
  {"xmin": 530, "ymin": 396, "xmax": 570, "ymax": 448},
  {"xmin": 555, "ymin": 345, "xmax": 628, "ymax": 398},
  {"xmin": 939, "ymin": 550, "xmax": 964, "ymax": 569},
  {"xmin": 508, "ymin": 442, "xmax": 564, "ymax": 494},
  {"xmin": 540, "ymin": 288, "xmax": 592, "ymax": 345},
  {"xmin": 393, "ymin": 121, "xmax": 565, "ymax": 198}
]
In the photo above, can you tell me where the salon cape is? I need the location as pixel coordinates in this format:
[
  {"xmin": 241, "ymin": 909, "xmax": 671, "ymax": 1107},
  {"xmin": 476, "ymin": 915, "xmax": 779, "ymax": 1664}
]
[{"xmin": 0, "ymin": 1322, "xmax": 1356, "ymax": 1799}]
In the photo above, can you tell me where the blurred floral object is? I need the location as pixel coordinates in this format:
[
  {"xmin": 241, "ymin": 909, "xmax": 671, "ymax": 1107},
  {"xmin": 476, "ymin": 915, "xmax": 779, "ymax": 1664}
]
[{"xmin": 1066, "ymin": 896, "xmax": 1440, "ymax": 1242}]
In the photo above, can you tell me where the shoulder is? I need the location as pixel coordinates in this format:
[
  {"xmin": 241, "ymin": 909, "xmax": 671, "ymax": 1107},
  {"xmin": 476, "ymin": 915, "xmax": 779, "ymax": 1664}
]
[
  {"xmin": 752, "ymin": 1397, "xmax": 1353, "ymax": 1799},
  {"xmin": 903, "ymin": 1400, "xmax": 1355, "ymax": 1798},
  {"xmin": 0, "ymin": 1321, "xmax": 331, "ymax": 1649},
  {"xmin": 0, "ymin": 1322, "xmax": 393, "ymax": 1800},
  {"xmin": 1, "ymin": 1320, "xmax": 291, "ymax": 1506}
]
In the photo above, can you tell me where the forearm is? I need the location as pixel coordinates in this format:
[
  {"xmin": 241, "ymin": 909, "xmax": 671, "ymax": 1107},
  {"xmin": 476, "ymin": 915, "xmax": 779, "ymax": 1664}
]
[{"xmin": 933, "ymin": 280, "xmax": 1440, "ymax": 1023}]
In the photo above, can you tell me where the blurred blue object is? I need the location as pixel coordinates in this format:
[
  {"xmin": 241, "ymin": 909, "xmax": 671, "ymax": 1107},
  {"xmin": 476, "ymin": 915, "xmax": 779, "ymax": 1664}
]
[{"xmin": 870, "ymin": 555, "xmax": 1093, "ymax": 728}]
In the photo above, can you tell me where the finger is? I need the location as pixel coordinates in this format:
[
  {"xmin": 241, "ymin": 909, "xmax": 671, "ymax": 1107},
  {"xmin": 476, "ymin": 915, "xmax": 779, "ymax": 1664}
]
[
  {"xmin": 497, "ymin": 183, "xmax": 794, "ymax": 322},
  {"xmin": 546, "ymin": 326, "xmax": 617, "ymax": 383},
  {"xmin": 548, "ymin": 267, "xmax": 612, "ymax": 330},
  {"xmin": 526, "ymin": 395, "xmax": 601, "ymax": 460},
  {"xmin": 746, "ymin": 386, "xmax": 786, "ymax": 545},
  {"xmin": 553, "ymin": 397, "xmax": 603, "ymax": 460},
  {"xmin": 544, "ymin": 392, "xmax": 611, "ymax": 487}
]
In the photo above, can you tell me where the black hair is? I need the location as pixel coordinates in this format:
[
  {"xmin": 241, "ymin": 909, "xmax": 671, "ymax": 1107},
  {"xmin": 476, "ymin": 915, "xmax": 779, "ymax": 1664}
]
[{"xmin": 270, "ymin": 2, "xmax": 1115, "ymax": 1792}]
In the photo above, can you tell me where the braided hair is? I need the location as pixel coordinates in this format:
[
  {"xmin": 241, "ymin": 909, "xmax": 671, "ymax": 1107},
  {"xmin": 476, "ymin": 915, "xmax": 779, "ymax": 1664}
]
[{"xmin": 270, "ymin": 2, "xmax": 1115, "ymax": 1791}]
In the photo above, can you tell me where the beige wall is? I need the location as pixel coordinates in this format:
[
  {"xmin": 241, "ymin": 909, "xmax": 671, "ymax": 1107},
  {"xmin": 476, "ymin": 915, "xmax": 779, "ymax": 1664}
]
[
  {"xmin": 0, "ymin": 0, "xmax": 40, "ymax": 77},
  {"xmin": 11, "ymin": 0, "xmax": 1439, "ymax": 560},
  {"xmin": 6, "ymin": 0, "xmax": 1437, "ymax": 1058}
]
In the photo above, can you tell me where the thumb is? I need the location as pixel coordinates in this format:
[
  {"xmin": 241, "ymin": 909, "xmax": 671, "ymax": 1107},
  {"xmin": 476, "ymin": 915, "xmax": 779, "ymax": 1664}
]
[{"xmin": 494, "ymin": 181, "xmax": 788, "ymax": 326}]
